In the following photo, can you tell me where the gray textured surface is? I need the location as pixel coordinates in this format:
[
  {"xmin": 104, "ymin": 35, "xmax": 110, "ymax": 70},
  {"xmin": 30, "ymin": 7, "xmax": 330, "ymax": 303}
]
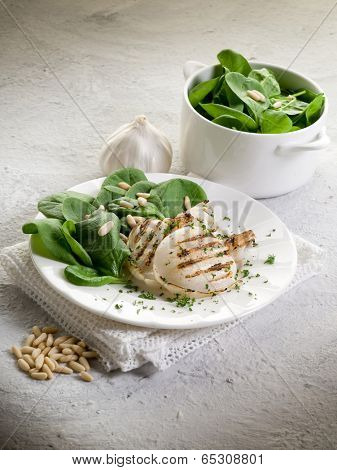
[{"xmin": 1, "ymin": 0, "xmax": 337, "ymax": 450}]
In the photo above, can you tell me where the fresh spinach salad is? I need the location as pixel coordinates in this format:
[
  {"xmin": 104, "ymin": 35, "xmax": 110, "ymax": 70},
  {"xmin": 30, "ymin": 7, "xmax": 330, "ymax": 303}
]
[
  {"xmin": 22, "ymin": 168, "xmax": 207, "ymax": 287},
  {"xmin": 189, "ymin": 49, "xmax": 325, "ymax": 134}
]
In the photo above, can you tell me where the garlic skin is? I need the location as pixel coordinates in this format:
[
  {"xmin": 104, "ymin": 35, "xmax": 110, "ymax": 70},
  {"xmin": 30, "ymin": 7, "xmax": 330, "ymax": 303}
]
[{"xmin": 99, "ymin": 115, "xmax": 172, "ymax": 174}]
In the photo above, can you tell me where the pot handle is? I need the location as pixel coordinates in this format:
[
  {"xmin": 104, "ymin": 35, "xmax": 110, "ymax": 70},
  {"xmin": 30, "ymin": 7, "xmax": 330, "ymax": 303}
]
[
  {"xmin": 183, "ymin": 60, "xmax": 207, "ymax": 81},
  {"xmin": 276, "ymin": 126, "xmax": 330, "ymax": 155}
]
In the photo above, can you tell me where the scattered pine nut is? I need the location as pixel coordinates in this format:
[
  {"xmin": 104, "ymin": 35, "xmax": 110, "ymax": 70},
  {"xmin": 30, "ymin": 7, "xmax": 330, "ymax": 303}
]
[
  {"xmin": 42, "ymin": 326, "xmax": 59, "ymax": 334},
  {"xmin": 137, "ymin": 196, "xmax": 147, "ymax": 207},
  {"xmin": 18, "ymin": 358, "xmax": 30, "ymax": 372},
  {"xmin": 59, "ymin": 354, "xmax": 78, "ymax": 363},
  {"xmin": 48, "ymin": 346, "xmax": 59, "ymax": 357},
  {"xmin": 119, "ymin": 200, "xmax": 134, "ymax": 209},
  {"xmin": 80, "ymin": 371, "xmax": 93, "ymax": 382},
  {"xmin": 133, "ymin": 216, "xmax": 145, "ymax": 223},
  {"xmin": 62, "ymin": 348, "xmax": 73, "ymax": 355},
  {"xmin": 247, "ymin": 89, "xmax": 266, "ymax": 102},
  {"xmin": 119, "ymin": 233, "xmax": 128, "ymax": 243},
  {"xmin": 29, "ymin": 368, "xmax": 38, "ymax": 375},
  {"xmin": 77, "ymin": 341, "xmax": 86, "ymax": 348},
  {"xmin": 32, "ymin": 326, "xmax": 42, "ymax": 337},
  {"xmin": 68, "ymin": 361, "xmax": 86, "ymax": 373},
  {"xmin": 25, "ymin": 334, "xmax": 35, "ymax": 347},
  {"xmin": 44, "ymin": 357, "xmax": 55, "ymax": 372},
  {"xmin": 98, "ymin": 205, "xmax": 105, "ymax": 211},
  {"xmin": 31, "ymin": 372, "xmax": 48, "ymax": 381},
  {"xmin": 41, "ymin": 346, "xmax": 51, "ymax": 356},
  {"xmin": 62, "ymin": 337, "xmax": 78, "ymax": 345},
  {"xmin": 23, "ymin": 354, "xmax": 35, "ymax": 368},
  {"xmin": 33, "ymin": 333, "xmax": 47, "ymax": 347},
  {"xmin": 84, "ymin": 214, "xmax": 90, "ymax": 220},
  {"xmin": 11, "ymin": 346, "xmax": 22, "ymax": 359},
  {"xmin": 273, "ymin": 100, "xmax": 282, "ymax": 109},
  {"xmin": 32, "ymin": 348, "xmax": 42, "ymax": 360},
  {"xmin": 35, "ymin": 353, "xmax": 45, "ymax": 370},
  {"xmin": 79, "ymin": 356, "xmax": 90, "ymax": 371},
  {"xmin": 42, "ymin": 364, "xmax": 53, "ymax": 379},
  {"xmin": 21, "ymin": 346, "xmax": 34, "ymax": 355},
  {"xmin": 126, "ymin": 214, "xmax": 137, "ymax": 228},
  {"xmin": 38, "ymin": 342, "xmax": 46, "ymax": 351},
  {"xmin": 118, "ymin": 181, "xmax": 131, "ymax": 190},
  {"xmin": 53, "ymin": 336, "xmax": 70, "ymax": 346},
  {"xmin": 82, "ymin": 351, "xmax": 98, "ymax": 359},
  {"xmin": 46, "ymin": 334, "xmax": 54, "ymax": 347},
  {"xmin": 184, "ymin": 195, "xmax": 191, "ymax": 210},
  {"xmin": 50, "ymin": 353, "xmax": 63, "ymax": 361},
  {"xmin": 71, "ymin": 345, "xmax": 84, "ymax": 355},
  {"xmin": 98, "ymin": 220, "xmax": 114, "ymax": 237},
  {"xmin": 136, "ymin": 192, "xmax": 150, "ymax": 198},
  {"xmin": 56, "ymin": 365, "xmax": 73, "ymax": 374}
]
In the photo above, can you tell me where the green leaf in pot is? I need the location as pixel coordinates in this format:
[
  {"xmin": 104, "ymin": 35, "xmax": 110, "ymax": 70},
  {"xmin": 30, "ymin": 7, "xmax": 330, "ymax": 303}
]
[
  {"xmin": 62, "ymin": 220, "xmax": 93, "ymax": 267},
  {"xmin": 38, "ymin": 191, "xmax": 94, "ymax": 220},
  {"xmin": 108, "ymin": 197, "xmax": 165, "ymax": 220},
  {"xmin": 150, "ymin": 178, "xmax": 207, "ymax": 218},
  {"xmin": 75, "ymin": 210, "xmax": 130, "ymax": 277},
  {"xmin": 225, "ymin": 72, "xmax": 270, "ymax": 120},
  {"xmin": 93, "ymin": 168, "xmax": 147, "ymax": 207},
  {"xmin": 212, "ymin": 71, "xmax": 244, "ymax": 111},
  {"xmin": 260, "ymin": 109, "xmax": 293, "ymax": 134},
  {"xmin": 188, "ymin": 77, "xmax": 219, "ymax": 108},
  {"xmin": 200, "ymin": 103, "xmax": 258, "ymax": 131},
  {"xmin": 64, "ymin": 265, "xmax": 127, "ymax": 287},
  {"xmin": 22, "ymin": 218, "xmax": 79, "ymax": 265},
  {"xmin": 305, "ymin": 94, "xmax": 325, "ymax": 125},
  {"xmin": 248, "ymin": 68, "xmax": 280, "ymax": 98},
  {"xmin": 212, "ymin": 115, "xmax": 250, "ymax": 131},
  {"xmin": 217, "ymin": 49, "xmax": 252, "ymax": 76},
  {"xmin": 62, "ymin": 197, "xmax": 96, "ymax": 223},
  {"xmin": 125, "ymin": 180, "xmax": 157, "ymax": 199}
]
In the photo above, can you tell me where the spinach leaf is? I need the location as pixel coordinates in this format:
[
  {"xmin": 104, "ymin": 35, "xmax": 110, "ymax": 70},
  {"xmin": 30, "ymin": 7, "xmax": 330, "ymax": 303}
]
[
  {"xmin": 188, "ymin": 77, "xmax": 219, "ymax": 108},
  {"xmin": 225, "ymin": 72, "xmax": 269, "ymax": 120},
  {"xmin": 150, "ymin": 178, "xmax": 207, "ymax": 218},
  {"xmin": 213, "ymin": 70, "xmax": 244, "ymax": 111},
  {"xmin": 200, "ymin": 103, "xmax": 258, "ymax": 131},
  {"xmin": 62, "ymin": 220, "xmax": 92, "ymax": 267},
  {"xmin": 270, "ymin": 94, "xmax": 308, "ymax": 116},
  {"xmin": 104, "ymin": 185, "xmax": 127, "ymax": 196},
  {"xmin": 38, "ymin": 191, "xmax": 94, "ymax": 220},
  {"xmin": 260, "ymin": 110, "xmax": 293, "ymax": 134},
  {"xmin": 305, "ymin": 95, "xmax": 324, "ymax": 125},
  {"xmin": 108, "ymin": 197, "xmax": 165, "ymax": 220},
  {"xmin": 64, "ymin": 265, "xmax": 126, "ymax": 287},
  {"xmin": 212, "ymin": 115, "xmax": 249, "ymax": 131},
  {"xmin": 249, "ymin": 68, "xmax": 280, "ymax": 97},
  {"xmin": 125, "ymin": 180, "xmax": 157, "ymax": 199},
  {"xmin": 217, "ymin": 49, "xmax": 252, "ymax": 76},
  {"xmin": 22, "ymin": 218, "xmax": 79, "ymax": 265},
  {"xmin": 295, "ymin": 88, "xmax": 319, "ymax": 103},
  {"xmin": 62, "ymin": 197, "xmax": 96, "ymax": 222},
  {"xmin": 94, "ymin": 168, "xmax": 147, "ymax": 207},
  {"xmin": 76, "ymin": 210, "xmax": 130, "ymax": 277}
]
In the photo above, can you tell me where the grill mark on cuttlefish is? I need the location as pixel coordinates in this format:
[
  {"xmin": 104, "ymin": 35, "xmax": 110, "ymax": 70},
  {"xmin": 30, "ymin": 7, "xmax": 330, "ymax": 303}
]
[
  {"xmin": 184, "ymin": 261, "xmax": 233, "ymax": 278},
  {"xmin": 177, "ymin": 252, "xmax": 228, "ymax": 269},
  {"xmin": 177, "ymin": 240, "xmax": 224, "ymax": 258},
  {"xmin": 225, "ymin": 230, "xmax": 255, "ymax": 250},
  {"xmin": 133, "ymin": 221, "xmax": 162, "ymax": 262}
]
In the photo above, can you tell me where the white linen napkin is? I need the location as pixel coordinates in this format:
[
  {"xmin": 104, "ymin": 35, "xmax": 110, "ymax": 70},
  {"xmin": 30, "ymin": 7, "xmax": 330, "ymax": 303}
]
[{"xmin": 0, "ymin": 236, "xmax": 323, "ymax": 372}]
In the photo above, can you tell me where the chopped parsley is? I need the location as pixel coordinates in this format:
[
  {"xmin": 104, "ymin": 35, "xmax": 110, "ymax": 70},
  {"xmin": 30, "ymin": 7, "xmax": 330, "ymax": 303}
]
[
  {"xmin": 114, "ymin": 304, "xmax": 123, "ymax": 309},
  {"xmin": 223, "ymin": 216, "xmax": 231, "ymax": 221},
  {"xmin": 264, "ymin": 254, "xmax": 276, "ymax": 265},
  {"xmin": 175, "ymin": 295, "xmax": 195, "ymax": 309},
  {"xmin": 241, "ymin": 269, "xmax": 250, "ymax": 278},
  {"xmin": 138, "ymin": 292, "xmax": 156, "ymax": 300}
]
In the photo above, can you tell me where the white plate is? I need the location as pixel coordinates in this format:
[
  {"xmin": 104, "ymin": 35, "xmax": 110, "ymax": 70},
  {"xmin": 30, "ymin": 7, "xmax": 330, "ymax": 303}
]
[{"xmin": 30, "ymin": 173, "xmax": 297, "ymax": 329}]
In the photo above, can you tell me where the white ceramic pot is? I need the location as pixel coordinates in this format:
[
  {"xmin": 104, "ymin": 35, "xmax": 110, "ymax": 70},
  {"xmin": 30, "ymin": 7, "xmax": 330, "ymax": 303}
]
[{"xmin": 180, "ymin": 60, "xmax": 329, "ymax": 198}]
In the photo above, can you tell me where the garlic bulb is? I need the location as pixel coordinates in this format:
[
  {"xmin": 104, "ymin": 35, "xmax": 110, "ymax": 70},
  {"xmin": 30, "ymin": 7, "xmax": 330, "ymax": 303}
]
[{"xmin": 99, "ymin": 115, "xmax": 172, "ymax": 174}]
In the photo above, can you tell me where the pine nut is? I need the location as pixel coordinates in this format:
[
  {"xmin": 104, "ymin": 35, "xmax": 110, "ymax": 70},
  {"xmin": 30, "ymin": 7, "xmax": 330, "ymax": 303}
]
[
  {"xmin": 126, "ymin": 214, "xmax": 137, "ymax": 228},
  {"xmin": 41, "ymin": 346, "xmax": 51, "ymax": 356},
  {"xmin": 31, "ymin": 372, "xmax": 48, "ymax": 381},
  {"xmin": 46, "ymin": 334, "xmax": 54, "ymax": 347},
  {"xmin": 98, "ymin": 205, "xmax": 105, "ymax": 211},
  {"xmin": 59, "ymin": 354, "xmax": 78, "ymax": 363},
  {"xmin": 32, "ymin": 348, "xmax": 42, "ymax": 360},
  {"xmin": 32, "ymin": 326, "xmax": 42, "ymax": 337},
  {"xmin": 62, "ymin": 337, "xmax": 78, "ymax": 345},
  {"xmin": 55, "ymin": 365, "xmax": 73, "ymax": 374},
  {"xmin": 62, "ymin": 348, "xmax": 73, "ymax": 355},
  {"xmin": 53, "ymin": 336, "xmax": 70, "ymax": 346},
  {"xmin": 77, "ymin": 341, "xmax": 86, "ymax": 348},
  {"xmin": 21, "ymin": 346, "xmax": 34, "ymax": 354},
  {"xmin": 137, "ymin": 197, "xmax": 147, "ymax": 207},
  {"xmin": 71, "ymin": 345, "xmax": 84, "ymax": 355},
  {"xmin": 98, "ymin": 220, "xmax": 114, "ymax": 237},
  {"xmin": 48, "ymin": 346, "xmax": 59, "ymax": 356},
  {"xmin": 119, "ymin": 200, "xmax": 134, "ymax": 209},
  {"xmin": 136, "ymin": 192, "xmax": 150, "ymax": 198},
  {"xmin": 50, "ymin": 358, "xmax": 59, "ymax": 369},
  {"xmin": 68, "ymin": 361, "xmax": 86, "ymax": 373},
  {"xmin": 42, "ymin": 364, "xmax": 53, "ymax": 379},
  {"xmin": 42, "ymin": 326, "xmax": 59, "ymax": 334},
  {"xmin": 184, "ymin": 195, "xmax": 191, "ymax": 210},
  {"xmin": 79, "ymin": 356, "xmax": 90, "ymax": 371},
  {"xmin": 38, "ymin": 342, "xmax": 46, "ymax": 351},
  {"xmin": 50, "ymin": 353, "xmax": 63, "ymax": 361},
  {"xmin": 273, "ymin": 100, "xmax": 282, "ymax": 109},
  {"xmin": 11, "ymin": 345, "xmax": 22, "ymax": 359},
  {"xmin": 82, "ymin": 351, "xmax": 98, "ymax": 358},
  {"xmin": 44, "ymin": 357, "xmax": 56, "ymax": 372},
  {"xmin": 84, "ymin": 214, "xmax": 90, "ymax": 220},
  {"xmin": 23, "ymin": 354, "xmax": 35, "ymax": 368},
  {"xmin": 80, "ymin": 371, "xmax": 93, "ymax": 382},
  {"xmin": 133, "ymin": 216, "xmax": 145, "ymax": 223},
  {"xmin": 25, "ymin": 334, "xmax": 35, "ymax": 347},
  {"xmin": 119, "ymin": 233, "xmax": 128, "ymax": 243},
  {"xmin": 33, "ymin": 333, "xmax": 47, "ymax": 347},
  {"xmin": 247, "ymin": 89, "xmax": 266, "ymax": 102},
  {"xmin": 118, "ymin": 181, "xmax": 131, "ymax": 190},
  {"xmin": 18, "ymin": 358, "xmax": 30, "ymax": 372},
  {"xmin": 29, "ymin": 368, "xmax": 38, "ymax": 375},
  {"xmin": 35, "ymin": 353, "xmax": 45, "ymax": 370}
]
